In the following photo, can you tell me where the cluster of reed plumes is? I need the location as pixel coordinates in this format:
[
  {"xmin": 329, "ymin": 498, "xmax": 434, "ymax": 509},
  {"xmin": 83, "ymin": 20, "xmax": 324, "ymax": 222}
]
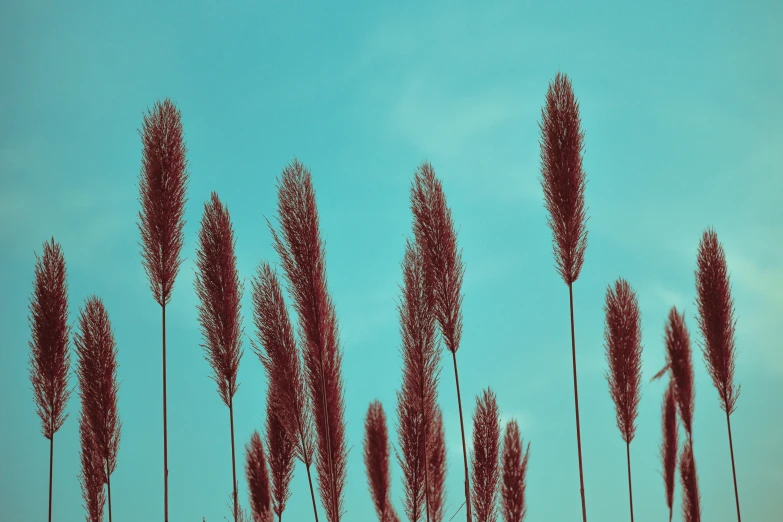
[{"xmin": 25, "ymin": 74, "xmax": 745, "ymax": 522}]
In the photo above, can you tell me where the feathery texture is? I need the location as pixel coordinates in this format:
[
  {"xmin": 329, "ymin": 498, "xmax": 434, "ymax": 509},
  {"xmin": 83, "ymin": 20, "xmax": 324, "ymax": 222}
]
[
  {"xmin": 78, "ymin": 414, "xmax": 105, "ymax": 522},
  {"xmin": 364, "ymin": 401, "xmax": 399, "ymax": 522},
  {"xmin": 500, "ymin": 420, "xmax": 530, "ymax": 522},
  {"xmin": 396, "ymin": 239, "xmax": 441, "ymax": 522},
  {"xmin": 270, "ymin": 159, "xmax": 347, "ymax": 522},
  {"xmin": 428, "ymin": 408, "xmax": 447, "ymax": 522},
  {"xmin": 29, "ymin": 238, "xmax": 71, "ymax": 440},
  {"xmin": 604, "ymin": 279, "xmax": 643, "ymax": 443},
  {"xmin": 266, "ymin": 388, "xmax": 295, "ymax": 520},
  {"xmin": 695, "ymin": 229, "xmax": 739, "ymax": 414},
  {"xmin": 251, "ymin": 262, "xmax": 315, "ymax": 466},
  {"xmin": 410, "ymin": 163, "xmax": 463, "ymax": 354},
  {"xmin": 661, "ymin": 382, "xmax": 678, "ymax": 521},
  {"xmin": 246, "ymin": 432, "xmax": 273, "ymax": 522},
  {"xmin": 679, "ymin": 441, "xmax": 701, "ymax": 522},
  {"xmin": 539, "ymin": 72, "xmax": 588, "ymax": 285},
  {"xmin": 195, "ymin": 192, "xmax": 244, "ymax": 406},
  {"xmin": 471, "ymin": 389, "xmax": 501, "ymax": 522},
  {"xmin": 74, "ymin": 297, "xmax": 121, "ymax": 480},
  {"xmin": 662, "ymin": 308, "xmax": 696, "ymax": 437},
  {"xmin": 137, "ymin": 98, "xmax": 189, "ymax": 306}
]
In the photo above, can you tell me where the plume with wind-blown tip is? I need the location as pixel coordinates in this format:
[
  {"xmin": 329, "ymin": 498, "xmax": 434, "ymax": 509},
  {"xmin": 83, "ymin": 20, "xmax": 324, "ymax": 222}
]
[
  {"xmin": 471, "ymin": 388, "xmax": 501, "ymax": 522},
  {"xmin": 410, "ymin": 162, "xmax": 471, "ymax": 521},
  {"xmin": 195, "ymin": 192, "xmax": 244, "ymax": 521},
  {"xmin": 137, "ymin": 98, "xmax": 189, "ymax": 522},
  {"xmin": 679, "ymin": 441, "xmax": 701, "ymax": 522},
  {"xmin": 251, "ymin": 261, "xmax": 319, "ymax": 521},
  {"xmin": 501, "ymin": 420, "xmax": 530, "ymax": 522},
  {"xmin": 74, "ymin": 297, "xmax": 121, "ymax": 522},
  {"xmin": 695, "ymin": 228, "xmax": 742, "ymax": 521},
  {"xmin": 78, "ymin": 413, "xmax": 105, "ymax": 522},
  {"xmin": 654, "ymin": 308, "xmax": 695, "ymax": 438},
  {"xmin": 660, "ymin": 382, "xmax": 678, "ymax": 522},
  {"xmin": 270, "ymin": 159, "xmax": 347, "ymax": 522},
  {"xmin": 364, "ymin": 401, "xmax": 399, "ymax": 522},
  {"xmin": 396, "ymin": 239, "xmax": 441, "ymax": 522},
  {"xmin": 538, "ymin": 71, "xmax": 589, "ymax": 522},
  {"xmin": 28, "ymin": 238, "xmax": 71, "ymax": 522},
  {"xmin": 266, "ymin": 387, "xmax": 295, "ymax": 522},
  {"xmin": 246, "ymin": 431, "xmax": 273, "ymax": 522},
  {"xmin": 428, "ymin": 407, "xmax": 447, "ymax": 522}
]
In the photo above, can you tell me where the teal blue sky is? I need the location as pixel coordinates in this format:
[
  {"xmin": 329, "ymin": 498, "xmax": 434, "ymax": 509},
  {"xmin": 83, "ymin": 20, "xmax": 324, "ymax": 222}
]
[{"xmin": 1, "ymin": 1, "xmax": 782, "ymax": 521}]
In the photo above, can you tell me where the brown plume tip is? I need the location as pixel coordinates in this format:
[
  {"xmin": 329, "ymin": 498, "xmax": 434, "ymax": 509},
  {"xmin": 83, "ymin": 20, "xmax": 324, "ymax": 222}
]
[
  {"xmin": 246, "ymin": 431, "xmax": 273, "ymax": 522},
  {"xmin": 680, "ymin": 440, "xmax": 701, "ymax": 522},
  {"xmin": 664, "ymin": 307, "xmax": 696, "ymax": 436},
  {"xmin": 78, "ymin": 413, "xmax": 106, "ymax": 522},
  {"xmin": 194, "ymin": 192, "xmax": 244, "ymax": 406},
  {"xmin": 74, "ymin": 297, "xmax": 121, "ymax": 477},
  {"xmin": 410, "ymin": 162, "xmax": 465, "ymax": 353},
  {"xmin": 271, "ymin": 159, "xmax": 347, "ymax": 522},
  {"xmin": 137, "ymin": 98, "xmax": 189, "ymax": 306},
  {"xmin": 364, "ymin": 401, "xmax": 399, "ymax": 522},
  {"xmin": 266, "ymin": 386, "xmax": 295, "ymax": 519},
  {"xmin": 29, "ymin": 238, "xmax": 71, "ymax": 440},
  {"xmin": 471, "ymin": 388, "xmax": 501, "ymax": 522},
  {"xmin": 501, "ymin": 420, "xmax": 530, "ymax": 522},
  {"xmin": 695, "ymin": 228, "xmax": 740, "ymax": 414},
  {"xmin": 604, "ymin": 278, "xmax": 643, "ymax": 443},
  {"xmin": 661, "ymin": 382, "xmax": 678, "ymax": 516},
  {"xmin": 539, "ymin": 72, "xmax": 588, "ymax": 285}
]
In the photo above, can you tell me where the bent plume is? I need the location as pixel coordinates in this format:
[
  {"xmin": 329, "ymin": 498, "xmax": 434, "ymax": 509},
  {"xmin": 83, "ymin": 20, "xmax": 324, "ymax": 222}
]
[
  {"xmin": 501, "ymin": 420, "xmax": 530, "ymax": 522},
  {"xmin": 364, "ymin": 401, "xmax": 400, "ymax": 522},
  {"xmin": 247, "ymin": 431, "xmax": 273, "ymax": 522},
  {"xmin": 471, "ymin": 389, "xmax": 501, "ymax": 522}
]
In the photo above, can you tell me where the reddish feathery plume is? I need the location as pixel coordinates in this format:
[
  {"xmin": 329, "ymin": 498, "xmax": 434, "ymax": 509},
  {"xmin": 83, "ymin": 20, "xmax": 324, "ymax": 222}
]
[
  {"xmin": 695, "ymin": 228, "xmax": 742, "ymax": 521},
  {"xmin": 471, "ymin": 388, "xmax": 501, "ymax": 522},
  {"xmin": 396, "ymin": 239, "xmax": 441, "ymax": 522},
  {"xmin": 696, "ymin": 229, "xmax": 740, "ymax": 413},
  {"xmin": 364, "ymin": 401, "xmax": 399, "ymax": 522},
  {"xmin": 266, "ymin": 388, "xmax": 295, "ymax": 521},
  {"xmin": 661, "ymin": 382, "xmax": 678, "ymax": 522},
  {"xmin": 137, "ymin": 98, "xmax": 189, "ymax": 306},
  {"xmin": 28, "ymin": 238, "xmax": 71, "ymax": 522},
  {"xmin": 74, "ymin": 297, "xmax": 121, "ymax": 522},
  {"xmin": 410, "ymin": 162, "xmax": 471, "ymax": 521},
  {"xmin": 604, "ymin": 278, "xmax": 643, "ymax": 444},
  {"xmin": 679, "ymin": 441, "xmax": 701, "ymax": 522},
  {"xmin": 246, "ymin": 431, "xmax": 273, "ymax": 522},
  {"xmin": 662, "ymin": 308, "xmax": 695, "ymax": 437},
  {"xmin": 428, "ymin": 408, "xmax": 447, "ymax": 522},
  {"xmin": 500, "ymin": 420, "xmax": 530, "ymax": 522},
  {"xmin": 194, "ymin": 192, "xmax": 244, "ymax": 521},
  {"xmin": 78, "ymin": 413, "xmax": 106, "ymax": 522},
  {"xmin": 270, "ymin": 159, "xmax": 347, "ymax": 522},
  {"xmin": 539, "ymin": 72, "xmax": 588, "ymax": 285}
]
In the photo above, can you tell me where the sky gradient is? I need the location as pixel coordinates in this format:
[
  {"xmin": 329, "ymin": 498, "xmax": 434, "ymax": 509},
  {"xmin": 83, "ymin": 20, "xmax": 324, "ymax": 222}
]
[{"xmin": 1, "ymin": 1, "xmax": 782, "ymax": 521}]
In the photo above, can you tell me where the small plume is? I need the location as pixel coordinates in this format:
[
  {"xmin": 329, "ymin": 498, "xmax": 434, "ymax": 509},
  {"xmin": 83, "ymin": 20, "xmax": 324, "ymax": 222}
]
[
  {"xmin": 251, "ymin": 262, "xmax": 315, "ymax": 466},
  {"xmin": 604, "ymin": 278, "xmax": 643, "ymax": 443},
  {"xmin": 246, "ymin": 431, "xmax": 273, "ymax": 522},
  {"xmin": 78, "ymin": 414, "xmax": 106, "ymax": 522},
  {"xmin": 662, "ymin": 308, "xmax": 696, "ymax": 437},
  {"xmin": 695, "ymin": 228, "xmax": 740, "ymax": 414},
  {"xmin": 364, "ymin": 401, "xmax": 399, "ymax": 522},
  {"xmin": 194, "ymin": 192, "xmax": 244, "ymax": 406},
  {"xmin": 471, "ymin": 389, "xmax": 501, "ymax": 522},
  {"xmin": 266, "ymin": 388, "xmax": 295, "ymax": 520},
  {"xmin": 270, "ymin": 159, "xmax": 347, "ymax": 522},
  {"xmin": 137, "ymin": 98, "xmax": 189, "ymax": 306},
  {"xmin": 500, "ymin": 420, "xmax": 530, "ymax": 522},
  {"xmin": 428, "ymin": 408, "xmax": 447, "ymax": 522},
  {"xmin": 661, "ymin": 382, "xmax": 678, "ymax": 521},
  {"xmin": 539, "ymin": 72, "xmax": 588, "ymax": 285},
  {"xmin": 679, "ymin": 441, "xmax": 701, "ymax": 522}
]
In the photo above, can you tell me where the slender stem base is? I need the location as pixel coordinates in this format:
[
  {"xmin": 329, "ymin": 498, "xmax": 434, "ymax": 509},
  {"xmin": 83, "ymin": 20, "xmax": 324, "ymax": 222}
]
[
  {"xmin": 451, "ymin": 351, "xmax": 472, "ymax": 522},
  {"xmin": 229, "ymin": 399, "xmax": 238, "ymax": 522},
  {"xmin": 163, "ymin": 304, "xmax": 169, "ymax": 522},
  {"xmin": 107, "ymin": 463, "xmax": 113, "ymax": 522},
  {"xmin": 726, "ymin": 411, "xmax": 742, "ymax": 522},
  {"xmin": 48, "ymin": 434, "xmax": 54, "ymax": 522},
  {"xmin": 626, "ymin": 442, "xmax": 634, "ymax": 522},
  {"xmin": 568, "ymin": 283, "xmax": 587, "ymax": 522},
  {"xmin": 305, "ymin": 463, "xmax": 320, "ymax": 522}
]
